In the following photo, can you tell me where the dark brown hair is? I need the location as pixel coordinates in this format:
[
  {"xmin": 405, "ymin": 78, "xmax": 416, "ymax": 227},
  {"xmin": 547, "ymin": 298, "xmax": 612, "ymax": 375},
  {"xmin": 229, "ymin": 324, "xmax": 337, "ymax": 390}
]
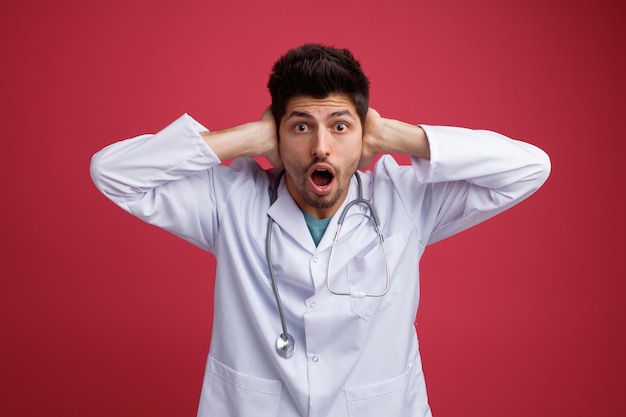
[{"xmin": 267, "ymin": 44, "xmax": 370, "ymax": 130}]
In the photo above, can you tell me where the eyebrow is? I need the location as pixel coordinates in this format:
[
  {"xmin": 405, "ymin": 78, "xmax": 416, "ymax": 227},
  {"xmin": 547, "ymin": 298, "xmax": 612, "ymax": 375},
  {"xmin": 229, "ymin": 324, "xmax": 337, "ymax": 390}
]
[
  {"xmin": 285, "ymin": 110, "xmax": 356, "ymax": 120},
  {"xmin": 285, "ymin": 111, "xmax": 314, "ymax": 120}
]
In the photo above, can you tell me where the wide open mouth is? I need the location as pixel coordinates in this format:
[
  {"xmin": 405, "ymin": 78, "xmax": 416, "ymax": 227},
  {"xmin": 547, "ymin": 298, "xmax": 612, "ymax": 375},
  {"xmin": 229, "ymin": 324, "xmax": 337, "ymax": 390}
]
[
  {"xmin": 311, "ymin": 168, "xmax": 334, "ymax": 187},
  {"xmin": 308, "ymin": 164, "xmax": 336, "ymax": 195}
]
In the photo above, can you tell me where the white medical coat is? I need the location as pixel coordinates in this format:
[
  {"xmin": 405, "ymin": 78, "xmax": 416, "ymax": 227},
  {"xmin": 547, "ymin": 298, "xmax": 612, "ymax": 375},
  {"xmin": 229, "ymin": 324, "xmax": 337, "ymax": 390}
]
[{"xmin": 90, "ymin": 114, "xmax": 550, "ymax": 417}]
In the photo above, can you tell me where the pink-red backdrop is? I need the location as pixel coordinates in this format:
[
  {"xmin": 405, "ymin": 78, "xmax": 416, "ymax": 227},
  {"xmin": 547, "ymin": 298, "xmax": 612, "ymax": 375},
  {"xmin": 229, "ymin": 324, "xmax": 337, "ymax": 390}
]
[{"xmin": 2, "ymin": 0, "xmax": 624, "ymax": 416}]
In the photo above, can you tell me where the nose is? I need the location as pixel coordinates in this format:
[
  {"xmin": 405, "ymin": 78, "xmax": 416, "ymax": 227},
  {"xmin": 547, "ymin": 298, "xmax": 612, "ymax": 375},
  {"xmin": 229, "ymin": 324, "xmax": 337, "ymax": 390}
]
[{"xmin": 312, "ymin": 128, "xmax": 331, "ymax": 158}]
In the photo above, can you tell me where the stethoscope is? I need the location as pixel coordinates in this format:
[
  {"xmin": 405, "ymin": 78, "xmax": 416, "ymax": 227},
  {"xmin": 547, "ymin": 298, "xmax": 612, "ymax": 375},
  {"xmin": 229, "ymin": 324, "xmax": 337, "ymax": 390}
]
[{"xmin": 266, "ymin": 170, "xmax": 390, "ymax": 359}]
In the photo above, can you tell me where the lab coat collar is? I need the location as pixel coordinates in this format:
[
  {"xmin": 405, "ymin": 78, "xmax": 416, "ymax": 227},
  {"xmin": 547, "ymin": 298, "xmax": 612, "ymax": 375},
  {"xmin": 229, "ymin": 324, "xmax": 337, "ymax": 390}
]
[
  {"xmin": 266, "ymin": 172, "xmax": 369, "ymax": 253},
  {"xmin": 266, "ymin": 179, "xmax": 316, "ymax": 252}
]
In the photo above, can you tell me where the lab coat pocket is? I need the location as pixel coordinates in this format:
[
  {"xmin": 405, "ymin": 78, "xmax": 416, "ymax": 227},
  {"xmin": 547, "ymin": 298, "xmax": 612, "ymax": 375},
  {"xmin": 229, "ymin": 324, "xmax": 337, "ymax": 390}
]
[
  {"xmin": 344, "ymin": 364, "xmax": 429, "ymax": 417},
  {"xmin": 198, "ymin": 357, "xmax": 283, "ymax": 417},
  {"xmin": 346, "ymin": 233, "xmax": 405, "ymax": 320}
]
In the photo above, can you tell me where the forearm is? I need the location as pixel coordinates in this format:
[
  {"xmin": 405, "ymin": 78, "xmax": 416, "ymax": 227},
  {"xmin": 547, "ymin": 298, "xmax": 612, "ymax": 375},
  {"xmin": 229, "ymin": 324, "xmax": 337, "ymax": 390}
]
[
  {"xmin": 369, "ymin": 117, "xmax": 431, "ymax": 160},
  {"xmin": 200, "ymin": 118, "xmax": 276, "ymax": 162},
  {"xmin": 360, "ymin": 110, "xmax": 430, "ymax": 169}
]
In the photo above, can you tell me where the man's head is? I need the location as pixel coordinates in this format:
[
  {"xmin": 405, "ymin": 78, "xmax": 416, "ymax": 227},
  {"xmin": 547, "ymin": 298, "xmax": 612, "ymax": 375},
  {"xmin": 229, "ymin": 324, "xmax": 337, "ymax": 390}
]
[
  {"xmin": 267, "ymin": 44, "xmax": 370, "ymax": 130},
  {"xmin": 267, "ymin": 44, "xmax": 370, "ymax": 219}
]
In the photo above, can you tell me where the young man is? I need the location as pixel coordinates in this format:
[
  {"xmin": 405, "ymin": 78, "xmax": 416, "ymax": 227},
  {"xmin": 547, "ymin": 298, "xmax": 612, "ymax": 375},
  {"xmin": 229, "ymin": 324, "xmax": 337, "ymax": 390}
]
[{"xmin": 91, "ymin": 44, "xmax": 550, "ymax": 417}]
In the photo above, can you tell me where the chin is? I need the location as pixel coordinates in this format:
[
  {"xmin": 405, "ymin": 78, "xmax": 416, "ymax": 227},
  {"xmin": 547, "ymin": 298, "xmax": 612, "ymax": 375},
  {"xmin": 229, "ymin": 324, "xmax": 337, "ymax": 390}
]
[{"xmin": 305, "ymin": 190, "xmax": 342, "ymax": 210}]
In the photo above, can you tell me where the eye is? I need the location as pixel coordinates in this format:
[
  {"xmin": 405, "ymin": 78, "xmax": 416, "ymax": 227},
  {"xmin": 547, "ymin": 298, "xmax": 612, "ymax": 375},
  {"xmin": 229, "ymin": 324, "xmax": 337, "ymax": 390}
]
[
  {"xmin": 294, "ymin": 123, "xmax": 310, "ymax": 133},
  {"xmin": 334, "ymin": 122, "xmax": 349, "ymax": 132}
]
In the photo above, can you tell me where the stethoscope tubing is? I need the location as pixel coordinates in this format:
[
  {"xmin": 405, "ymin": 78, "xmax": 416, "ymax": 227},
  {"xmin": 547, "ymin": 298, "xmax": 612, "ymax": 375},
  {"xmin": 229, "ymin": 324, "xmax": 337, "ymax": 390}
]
[
  {"xmin": 265, "ymin": 170, "xmax": 294, "ymax": 357},
  {"xmin": 266, "ymin": 170, "xmax": 389, "ymax": 358}
]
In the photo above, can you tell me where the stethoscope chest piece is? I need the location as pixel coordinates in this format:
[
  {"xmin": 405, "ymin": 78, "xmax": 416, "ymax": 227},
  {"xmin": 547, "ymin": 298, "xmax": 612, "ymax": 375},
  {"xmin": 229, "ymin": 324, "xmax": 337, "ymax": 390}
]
[{"xmin": 276, "ymin": 333, "xmax": 295, "ymax": 359}]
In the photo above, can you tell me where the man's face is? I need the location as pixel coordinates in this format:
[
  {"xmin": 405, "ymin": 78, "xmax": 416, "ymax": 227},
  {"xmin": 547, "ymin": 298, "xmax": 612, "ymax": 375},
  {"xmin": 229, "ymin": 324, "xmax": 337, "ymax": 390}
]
[{"xmin": 279, "ymin": 94, "xmax": 363, "ymax": 219}]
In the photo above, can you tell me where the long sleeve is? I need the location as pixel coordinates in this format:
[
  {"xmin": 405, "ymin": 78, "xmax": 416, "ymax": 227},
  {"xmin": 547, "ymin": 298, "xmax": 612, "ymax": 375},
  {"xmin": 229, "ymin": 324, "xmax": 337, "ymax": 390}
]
[
  {"xmin": 90, "ymin": 114, "xmax": 222, "ymax": 251},
  {"xmin": 402, "ymin": 125, "xmax": 551, "ymax": 245}
]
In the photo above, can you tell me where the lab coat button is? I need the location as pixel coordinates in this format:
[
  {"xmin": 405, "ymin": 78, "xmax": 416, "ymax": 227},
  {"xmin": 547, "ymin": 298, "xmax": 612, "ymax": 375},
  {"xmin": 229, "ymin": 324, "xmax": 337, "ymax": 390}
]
[
  {"xmin": 312, "ymin": 356, "xmax": 319, "ymax": 362},
  {"xmin": 310, "ymin": 301, "xmax": 317, "ymax": 308},
  {"xmin": 312, "ymin": 257, "xmax": 319, "ymax": 263}
]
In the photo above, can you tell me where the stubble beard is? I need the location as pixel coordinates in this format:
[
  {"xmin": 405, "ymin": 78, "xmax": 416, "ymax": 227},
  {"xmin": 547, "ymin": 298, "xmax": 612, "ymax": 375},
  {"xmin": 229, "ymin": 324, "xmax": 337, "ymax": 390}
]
[
  {"xmin": 287, "ymin": 158, "xmax": 357, "ymax": 211},
  {"xmin": 302, "ymin": 181, "xmax": 345, "ymax": 209}
]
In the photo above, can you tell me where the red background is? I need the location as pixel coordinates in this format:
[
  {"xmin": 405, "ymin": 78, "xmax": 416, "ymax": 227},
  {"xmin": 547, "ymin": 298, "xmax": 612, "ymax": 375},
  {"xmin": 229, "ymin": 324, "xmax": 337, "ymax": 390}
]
[{"xmin": 1, "ymin": 0, "xmax": 624, "ymax": 416}]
